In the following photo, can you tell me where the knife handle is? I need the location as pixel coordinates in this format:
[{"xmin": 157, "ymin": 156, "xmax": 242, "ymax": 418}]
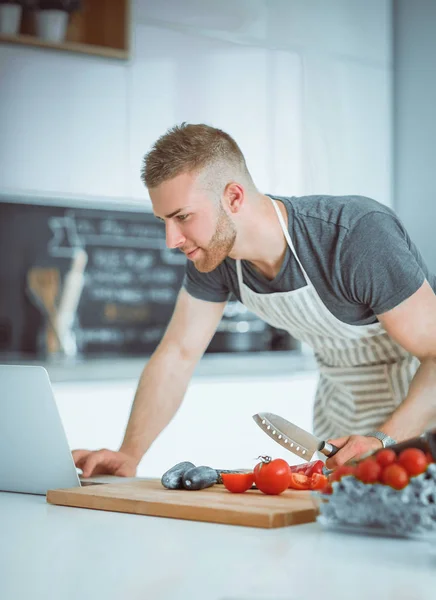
[{"xmin": 319, "ymin": 441, "xmax": 340, "ymax": 458}]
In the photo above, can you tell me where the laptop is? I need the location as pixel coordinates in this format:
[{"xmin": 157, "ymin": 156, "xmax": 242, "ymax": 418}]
[{"xmin": 0, "ymin": 364, "xmax": 138, "ymax": 495}]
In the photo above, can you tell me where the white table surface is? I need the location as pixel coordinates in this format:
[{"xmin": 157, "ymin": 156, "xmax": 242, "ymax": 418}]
[{"xmin": 1, "ymin": 492, "xmax": 436, "ymax": 600}]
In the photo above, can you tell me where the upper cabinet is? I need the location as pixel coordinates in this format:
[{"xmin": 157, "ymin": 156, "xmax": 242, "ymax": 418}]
[
  {"xmin": 134, "ymin": 0, "xmax": 391, "ymax": 65},
  {"xmin": 0, "ymin": 44, "xmax": 129, "ymax": 199},
  {"xmin": 0, "ymin": 0, "xmax": 392, "ymax": 206},
  {"xmin": 0, "ymin": 0, "xmax": 130, "ymax": 60}
]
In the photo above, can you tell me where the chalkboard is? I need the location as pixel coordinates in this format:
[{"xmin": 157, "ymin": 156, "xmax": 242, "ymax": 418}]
[{"xmin": 0, "ymin": 199, "xmax": 186, "ymax": 356}]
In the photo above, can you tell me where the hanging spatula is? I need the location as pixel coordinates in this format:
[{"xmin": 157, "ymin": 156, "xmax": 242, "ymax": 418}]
[{"xmin": 27, "ymin": 266, "xmax": 62, "ymax": 354}]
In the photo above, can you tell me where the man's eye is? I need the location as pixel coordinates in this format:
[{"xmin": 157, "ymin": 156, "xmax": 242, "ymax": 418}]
[{"xmin": 177, "ymin": 214, "xmax": 189, "ymax": 222}]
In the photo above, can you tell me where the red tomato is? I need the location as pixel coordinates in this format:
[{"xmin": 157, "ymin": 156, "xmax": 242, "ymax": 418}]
[
  {"xmin": 289, "ymin": 460, "xmax": 324, "ymax": 477},
  {"xmin": 329, "ymin": 465, "xmax": 355, "ymax": 482},
  {"xmin": 291, "ymin": 460, "xmax": 324, "ymax": 477},
  {"xmin": 254, "ymin": 457, "xmax": 291, "ymax": 495},
  {"xmin": 398, "ymin": 448, "xmax": 428, "ymax": 477},
  {"xmin": 289, "ymin": 463, "xmax": 308, "ymax": 476},
  {"xmin": 309, "ymin": 473, "xmax": 329, "ymax": 491},
  {"xmin": 288, "ymin": 473, "xmax": 310, "ymax": 490},
  {"xmin": 306, "ymin": 460, "xmax": 324, "ymax": 477},
  {"xmin": 375, "ymin": 449, "xmax": 397, "ymax": 468},
  {"xmin": 221, "ymin": 472, "xmax": 254, "ymax": 493},
  {"xmin": 381, "ymin": 464, "xmax": 409, "ymax": 490},
  {"xmin": 355, "ymin": 458, "xmax": 382, "ymax": 484},
  {"xmin": 322, "ymin": 483, "xmax": 333, "ymax": 495},
  {"xmin": 426, "ymin": 452, "xmax": 434, "ymax": 464}
]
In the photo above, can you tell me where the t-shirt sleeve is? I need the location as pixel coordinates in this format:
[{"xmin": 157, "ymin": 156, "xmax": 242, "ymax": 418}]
[
  {"xmin": 340, "ymin": 212, "xmax": 425, "ymax": 314},
  {"xmin": 182, "ymin": 260, "xmax": 231, "ymax": 303}
]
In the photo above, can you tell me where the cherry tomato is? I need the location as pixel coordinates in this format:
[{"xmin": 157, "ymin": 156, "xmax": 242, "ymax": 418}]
[
  {"xmin": 306, "ymin": 460, "xmax": 324, "ymax": 477},
  {"xmin": 329, "ymin": 465, "xmax": 355, "ymax": 482},
  {"xmin": 321, "ymin": 482, "xmax": 333, "ymax": 495},
  {"xmin": 288, "ymin": 473, "xmax": 310, "ymax": 490},
  {"xmin": 290, "ymin": 460, "xmax": 324, "ymax": 478},
  {"xmin": 221, "ymin": 472, "xmax": 254, "ymax": 493},
  {"xmin": 309, "ymin": 473, "xmax": 329, "ymax": 491},
  {"xmin": 398, "ymin": 448, "xmax": 428, "ymax": 477},
  {"xmin": 381, "ymin": 463, "xmax": 409, "ymax": 490},
  {"xmin": 289, "ymin": 463, "xmax": 308, "ymax": 476},
  {"xmin": 254, "ymin": 456, "xmax": 291, "ymax": 495},
  {"xmin": 375, "ymin": 449, "xmax": 397, "ymax": 468},
  {"xmin": 355, "ymin": 458, "xmax": 382, "ymax": 484},
  {"xmin": 310, "ymin": 460, "xmax": 324, "ymax": 475}
]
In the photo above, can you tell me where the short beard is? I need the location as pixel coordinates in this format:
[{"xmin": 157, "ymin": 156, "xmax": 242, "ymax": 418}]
[{"xmin": 195, "ymin": 204, "xmax": 236, "ymax": 273}]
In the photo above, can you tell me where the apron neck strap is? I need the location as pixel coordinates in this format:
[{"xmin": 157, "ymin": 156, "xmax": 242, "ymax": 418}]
[{"xmin": 268, "ymin": 196, "xmax": 311, "ymax": 285}]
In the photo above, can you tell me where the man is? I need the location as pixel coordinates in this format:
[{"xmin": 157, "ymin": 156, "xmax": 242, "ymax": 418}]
[{"xmin": 73, "ymin": 123, "xmax": 436, "ymax": 478}]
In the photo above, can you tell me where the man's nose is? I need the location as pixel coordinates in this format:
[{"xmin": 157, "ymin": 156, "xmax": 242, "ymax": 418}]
[{"xmin": 165, "ymin": 221, "xmax": 185, "ymax": 249}]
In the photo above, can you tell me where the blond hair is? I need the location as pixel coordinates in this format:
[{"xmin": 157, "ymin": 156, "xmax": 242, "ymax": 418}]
[{"xmin": 141, "ymin": 123, "xmax": 255, "ymax": 194}]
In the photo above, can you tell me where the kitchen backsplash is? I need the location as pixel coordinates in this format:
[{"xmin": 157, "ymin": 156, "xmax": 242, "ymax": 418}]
[{"xmin": 0, "ymin": 196, "xmax": 298, "ymax": 358}]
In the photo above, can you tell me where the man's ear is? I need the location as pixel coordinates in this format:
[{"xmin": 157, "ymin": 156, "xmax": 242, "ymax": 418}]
[{"xmin": 224, "ymin": 182, "xmax": 244, "ymax": 214}]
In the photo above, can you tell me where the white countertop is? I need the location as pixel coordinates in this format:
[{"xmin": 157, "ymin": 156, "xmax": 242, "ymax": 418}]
[
  {"xmin": 0, "ymin": 350, "xmax": 317, "ymax": 383},
  {"xmin": 1, "ymin": 491, "xmax": 435, "ymax": 600}
]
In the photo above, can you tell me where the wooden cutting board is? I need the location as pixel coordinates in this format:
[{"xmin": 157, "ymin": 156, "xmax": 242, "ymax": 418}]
[{"xmin": 46, "ymin": 479, "xmax": 317, "ymax": 528}]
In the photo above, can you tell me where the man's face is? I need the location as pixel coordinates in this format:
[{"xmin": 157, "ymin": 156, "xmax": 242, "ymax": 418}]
[{"xmin": 150, "ymin": 171, "xmax": 236, "ymax": 273}]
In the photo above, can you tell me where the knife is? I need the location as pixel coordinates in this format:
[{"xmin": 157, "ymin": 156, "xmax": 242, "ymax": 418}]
[{"xmin": 252, "ymin": 412, "xmax": 340, "ymax": 461}]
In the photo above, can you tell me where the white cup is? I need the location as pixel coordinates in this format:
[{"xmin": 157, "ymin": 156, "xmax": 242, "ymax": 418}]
[
  {"xmin": 0, "ymin": 3, "xmax": 22, "ymax": 35},
  {"xmin": 35, "ymin": 9, "xmax": 69, "ymax": 43}
]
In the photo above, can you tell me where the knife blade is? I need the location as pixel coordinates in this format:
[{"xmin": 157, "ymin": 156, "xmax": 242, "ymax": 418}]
[{"xmin": 252, "ymin": 412, "xmax": 340, "ymax": 461}]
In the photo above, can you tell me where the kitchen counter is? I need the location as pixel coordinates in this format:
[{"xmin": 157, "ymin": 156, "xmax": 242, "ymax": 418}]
[
  {"xmin": 0, "ymin": 350, "xmax": 317, "ymax": 383},
  {"xmin": 1, "ymin": 491, "xmax": 435, "ymax": 600}
]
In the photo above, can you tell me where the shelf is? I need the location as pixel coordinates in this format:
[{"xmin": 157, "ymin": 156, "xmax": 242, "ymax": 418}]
[
  {"xmin": 0, "ymin": 32, "xmax": 128, "ymax": 59},
  {"xmin": 0, "ymin": 0, "xmax": 130, "ymax": 60}
]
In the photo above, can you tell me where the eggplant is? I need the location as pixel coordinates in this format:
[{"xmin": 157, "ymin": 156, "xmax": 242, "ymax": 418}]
[
  {"xmin": 182, "ymin": 466, "xmax": 219, "ymax": 490},
  {"xmin": 161, "ymin": 461, "xmax": 196, "ymax": 489}
]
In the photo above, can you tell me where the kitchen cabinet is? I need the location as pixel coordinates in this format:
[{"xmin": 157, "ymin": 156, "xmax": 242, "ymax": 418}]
[
  {"xmin": 0, "ymin": 0, "xmax": 130, "ymax": 60},
  {"xmin": 299, "ymin": 56, "xmax": 392, "ymax": 202},
  {"xmin": 128, "ymin": 25, "xmax": 275, "ymax": 201},
  {"xmin": 0, "ymin": 44, "xmax": 128, "ymax": 198},
  {"xmin": 53, "ymin": 371, "xmax": 319, "ymax": 477}
]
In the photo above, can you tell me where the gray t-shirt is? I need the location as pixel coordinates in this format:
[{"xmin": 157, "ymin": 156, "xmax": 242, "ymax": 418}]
[{"xmin": 183, "ymin": 194, "xmax": 435, "ymax": 325}]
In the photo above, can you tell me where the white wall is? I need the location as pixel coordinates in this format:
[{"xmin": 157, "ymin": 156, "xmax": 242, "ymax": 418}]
[
  {"xmin": 0, "ymin": 0, "xmax": 393, "ymax": 207},
  {"xmin": 393, "ymin": 0, "xmax": 436, "ymax": 273}
]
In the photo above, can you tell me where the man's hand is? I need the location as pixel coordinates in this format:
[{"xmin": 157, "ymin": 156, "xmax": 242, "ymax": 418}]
[
  {"xmin": 325, "ymin": 435, "xmax": 383, "ymax": 469},
  {"xmin": 72, "ymin": 449, "xmax": 138, "ymax": 478}
]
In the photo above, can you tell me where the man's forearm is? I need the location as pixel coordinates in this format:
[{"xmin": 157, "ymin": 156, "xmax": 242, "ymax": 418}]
[
  {"xmin": 119, "ymin": 344, "xmax": 197, "ymax": 462},
  {"xmin": 380, "ymin": 357, "xmax": 436, "ymax": 441}
]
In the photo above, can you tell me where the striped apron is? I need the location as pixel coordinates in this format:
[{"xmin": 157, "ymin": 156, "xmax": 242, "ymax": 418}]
[{"xmin": 236, "ymin": 197, "xmax": 419, "ymax": 440}]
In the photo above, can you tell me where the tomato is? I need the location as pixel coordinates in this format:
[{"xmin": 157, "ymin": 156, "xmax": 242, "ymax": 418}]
[
  {"xmin": 309, "ymin": 473, "xmax": 329, "ymax": 491},
  {"xmin": 355, "ymin": 458, "xmax": 382, "ymax": 484},
  {"xmin": 289, "ymin": 463, "xmax": 308, "ymax": 476},
  {"xmin": 381, "ymin": 463, "xmax": 409, "ymax": 490},
  {"xmin": 221, "ymin": 472, "xmax": 254, "ymax": 493},
  {"xmin": 329, "ymin": 465, "xmax": 355, "ymax": 482},
  {"xmin": 288, "ymin": 473, "xmax": 310, "ymax": 490},
  {"xmin": 305, "ymin": 460, "xmax": 324, "ymax": 477},
  {"xmin": 398, "ymin": 448, "xmax": 428, "ymax": 477},
  {"xmin": 309, "ymin": 461, "xmax": 325, "ymax": 476},
  {"xmin": 375, "ymin": 449, "xmax": 396, "ymax": 468},
  {"xmin": 322, "ymin": 483, "xmax": 333, "ymax": 495},
  {"xmin": 254, "ymin": 457, "xmax": 291, "ymax": 495},
  {"xmin": 290, "ymin": 460, "xmax": 324, "ymax": 478},
  {"xmin": 426, "ymin": 452, "xmax": 434, "ymax": 464}
]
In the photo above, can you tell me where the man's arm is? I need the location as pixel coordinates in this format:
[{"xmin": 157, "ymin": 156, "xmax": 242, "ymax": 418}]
[
  {"xmin": 375, "ymin": 279, "xmax": 436, "ymax": 438},
  {"xmin": 326, "ymin": 279, "xmax": 436, "ymax": 468},
  {"xmin": 120, "ymin": 289, "xmax": 226, "ymax": 461},
  {"xmin": 73, "ymin": 289, "xmax": 226, "ymax": 477}
]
